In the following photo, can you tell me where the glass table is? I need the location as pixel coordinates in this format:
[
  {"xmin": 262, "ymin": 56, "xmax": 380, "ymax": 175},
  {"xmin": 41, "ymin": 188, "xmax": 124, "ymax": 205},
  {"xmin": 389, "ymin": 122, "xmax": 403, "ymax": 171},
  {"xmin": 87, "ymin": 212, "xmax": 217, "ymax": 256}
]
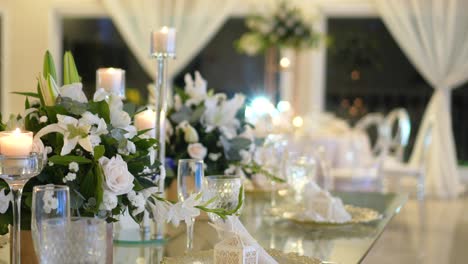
[{"xmin": 113, "ymin": 191, "xmax": 407, "ymax": 264}]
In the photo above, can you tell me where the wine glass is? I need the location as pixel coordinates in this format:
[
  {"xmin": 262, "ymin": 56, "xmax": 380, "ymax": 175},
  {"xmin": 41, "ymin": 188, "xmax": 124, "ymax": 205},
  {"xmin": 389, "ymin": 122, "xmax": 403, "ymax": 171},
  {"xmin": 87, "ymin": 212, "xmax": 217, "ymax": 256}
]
[
  {"xmin": 203, "ymin": 175, "xmax": 244, "ymax": 222},
  {"xmin": 0, "ymin": 152, "xmax": 44, "ymax": 264},
  {"xmin": 31, "ymin": 185, "xmax": 70, "ymax": 258},
  {"xmin": 177, "ymin": 159, "xmax": 204, "ymax": 251},
  {"xmin": 285, "ymin": 152, "xmax": 317, "ymax": 203}
]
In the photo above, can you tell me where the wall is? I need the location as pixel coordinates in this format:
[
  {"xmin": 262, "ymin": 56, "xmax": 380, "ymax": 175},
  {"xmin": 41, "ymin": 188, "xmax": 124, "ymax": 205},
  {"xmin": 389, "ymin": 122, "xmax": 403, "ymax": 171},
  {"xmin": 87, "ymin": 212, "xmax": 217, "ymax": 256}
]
[{"xmin": 0, "ymin": 0, "xmax": 104, "ymax": 117}]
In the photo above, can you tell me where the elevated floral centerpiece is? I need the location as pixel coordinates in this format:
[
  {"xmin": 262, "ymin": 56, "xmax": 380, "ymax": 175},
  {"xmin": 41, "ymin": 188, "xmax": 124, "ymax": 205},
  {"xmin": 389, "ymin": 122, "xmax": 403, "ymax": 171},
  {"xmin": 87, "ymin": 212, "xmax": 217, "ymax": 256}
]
[{"xmin": 0, "ymin": 52, "xmax": 238, "ymax": 237}]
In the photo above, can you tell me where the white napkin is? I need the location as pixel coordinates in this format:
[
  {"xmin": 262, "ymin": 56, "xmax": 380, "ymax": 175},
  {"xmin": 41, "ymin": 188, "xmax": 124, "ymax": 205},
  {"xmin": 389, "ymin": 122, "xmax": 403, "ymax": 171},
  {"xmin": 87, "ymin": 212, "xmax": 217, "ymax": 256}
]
[
  {"xmin": 211, "ymin": 216, "xmax": 278, "ymax": 264},
  {"xmin": 302, "ymin": 182, "xmax": 351, "ymax": 223}
]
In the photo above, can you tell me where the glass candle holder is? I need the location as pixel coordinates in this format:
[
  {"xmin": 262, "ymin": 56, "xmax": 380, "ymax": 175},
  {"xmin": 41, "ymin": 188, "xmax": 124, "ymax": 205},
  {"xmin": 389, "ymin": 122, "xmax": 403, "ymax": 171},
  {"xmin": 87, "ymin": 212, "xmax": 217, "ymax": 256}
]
[{"xmin": 96, "ymin": 68, "xmax": 126, "ymax": 99}]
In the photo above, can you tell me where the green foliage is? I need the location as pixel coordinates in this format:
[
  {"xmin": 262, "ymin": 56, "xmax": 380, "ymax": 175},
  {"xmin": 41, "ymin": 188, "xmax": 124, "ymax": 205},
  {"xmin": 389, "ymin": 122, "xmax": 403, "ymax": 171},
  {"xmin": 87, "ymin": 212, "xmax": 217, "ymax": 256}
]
[
  {"xmin": 63, "ymin": 51, "xmax": 81, "ymax": 85},
  {"xmin": 48, "ymin": 155, "xmax": 92, "ymax": 165},
  {"xmin": 43, "ymin": 50, "xmax": 58, "ymax": 80}
]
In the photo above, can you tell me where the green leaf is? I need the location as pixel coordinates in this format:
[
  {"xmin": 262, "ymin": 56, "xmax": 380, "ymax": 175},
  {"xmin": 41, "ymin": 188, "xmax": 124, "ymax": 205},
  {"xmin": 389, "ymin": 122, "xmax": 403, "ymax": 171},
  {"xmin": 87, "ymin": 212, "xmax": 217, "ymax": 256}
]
[
  {"xmin": 230, "ymin": 137, "xmax": 252, "ymax": 150},
  {"xmin": 94, "ymin": 165, "xmax": 104, "ymax": 208},
  {"xmin": 37, "ymin": 82, "xmax": 46, "ymax": 107},
  {"xmin": 49, "ymin": 155, "xmax": 92, "ymax": 165},
  {"xmin": 56, "ymin": 97, "xmax": 87, "ymax": 116},
  {"xmin": 88, "ymin": 100, "xmax": 110, "ymax": 123},
  {"xmin": 93, "ymin": 145, "xmax": 105, "ymax": 160},
  {"xmin": 123, "ymin": 103, "xmax": 136, "ymax": 117},
  {"xmin": 12, "ymin": 92, "xmax": 40, "ymax": 98},
  {"xmin": 63, "ymin": 51, "xmax": 81, "ymax": 85},
  {"xmin": 43, "ymin": 50, "xmax": 58, "ymax": 80}
]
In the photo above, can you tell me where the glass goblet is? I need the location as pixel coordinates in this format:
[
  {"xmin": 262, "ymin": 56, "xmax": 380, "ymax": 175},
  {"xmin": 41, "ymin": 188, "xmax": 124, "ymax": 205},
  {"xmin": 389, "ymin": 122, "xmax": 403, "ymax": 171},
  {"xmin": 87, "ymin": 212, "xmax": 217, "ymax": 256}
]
[
  {"xmin": 39, "ymin": 217, "xmax": 107, "ymax": 264},
  {"xmin": 203, "ymin": 175, "xmax": 244, "ymax": 222},
  {"xmin": 31, "ymin": 185, "xmax": 70, "ymax": 258},
  {"xmin": 285, "ymin": 153, "xmax": 317, "ymax": 203},
  {"xmin": 0, "ymin": 153, "xmax": 44, "ymax": 264},
  {"xmin": 177, "ymin": 159, "xmax": 204, "ymax": 251}
]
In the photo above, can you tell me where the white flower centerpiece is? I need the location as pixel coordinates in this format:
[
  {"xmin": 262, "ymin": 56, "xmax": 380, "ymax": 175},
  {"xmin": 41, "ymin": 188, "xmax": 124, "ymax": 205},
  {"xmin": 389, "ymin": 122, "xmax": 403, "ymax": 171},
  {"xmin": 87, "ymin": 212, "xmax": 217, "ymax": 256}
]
[
  {"xmin": 0, "ymin": 51, "xmax": 239, "ymax": 236},
  {"xmin": 164, "ymin": 72, "xmax": 282, "ymax": 185}
]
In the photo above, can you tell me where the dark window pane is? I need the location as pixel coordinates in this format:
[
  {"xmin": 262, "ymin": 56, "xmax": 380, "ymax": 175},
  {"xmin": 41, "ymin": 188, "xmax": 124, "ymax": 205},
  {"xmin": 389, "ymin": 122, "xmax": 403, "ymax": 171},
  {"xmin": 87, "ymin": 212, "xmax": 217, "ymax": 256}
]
[
  {"xmin": 62, "ymin": 18, "xmax": 152, "ymax": 102},
  {"xmin": 174, "ymin": 18, "xmax": 267, "ymax": 100},
  {"xmin": 325, "ymin": 18, "xmax": 433, "ymax": 160}
]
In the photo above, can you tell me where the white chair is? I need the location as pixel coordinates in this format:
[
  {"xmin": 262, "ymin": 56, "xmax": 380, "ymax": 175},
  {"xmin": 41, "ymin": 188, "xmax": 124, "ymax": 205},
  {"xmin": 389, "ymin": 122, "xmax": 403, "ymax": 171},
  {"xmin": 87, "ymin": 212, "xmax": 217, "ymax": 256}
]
[
  {"xmin": 383, "ymin": 108, "xmax": 411, "ymax": 162},
  {"xmin": 354, "ymin": 112, "xmax": 387, "ymax": 156},
  {"xmin": 383, "ymin": 121, "xmax": 432, "ymax": 200}
]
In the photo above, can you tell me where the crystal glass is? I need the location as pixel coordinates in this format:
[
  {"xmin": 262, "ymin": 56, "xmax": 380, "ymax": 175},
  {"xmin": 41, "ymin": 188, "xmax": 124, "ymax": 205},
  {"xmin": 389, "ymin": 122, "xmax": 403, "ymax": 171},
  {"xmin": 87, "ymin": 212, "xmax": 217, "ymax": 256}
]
[
  {"xmin": 285, "ymin": 153, "xmax": 317, "ymax": 203},
  {"xmin": 39, "ymin": 217, "xmax": 107, "ymax": 264},
  {"xmin": 0, "ymin": 153, "xmax": 43, "ymax": 264},
  {"xmin": 263, "ymin": 134, "xmax": 288, "ymax": 208},
  {"xmin": 31, "ymin": 185, "xmax": 70, "ymax": 258},
  {"xmin": 204, "ymin": 175, "xmax": 244, "ymax": 222},
  {"xmin": 177, "ymin": 159, "xmax": 204, "ymax": 251}
]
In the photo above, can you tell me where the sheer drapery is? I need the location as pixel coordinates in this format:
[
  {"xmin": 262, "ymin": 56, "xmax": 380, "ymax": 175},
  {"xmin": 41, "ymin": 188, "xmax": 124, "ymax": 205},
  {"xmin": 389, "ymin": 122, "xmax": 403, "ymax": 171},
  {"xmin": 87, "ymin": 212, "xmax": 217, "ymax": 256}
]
[
  {"xmin": 375, "ymin": 0, "xmax": 468, "ymax": 198},
  {"xmin": 101, "ymin": 0, "xmax": 235, "ymax": 80}
]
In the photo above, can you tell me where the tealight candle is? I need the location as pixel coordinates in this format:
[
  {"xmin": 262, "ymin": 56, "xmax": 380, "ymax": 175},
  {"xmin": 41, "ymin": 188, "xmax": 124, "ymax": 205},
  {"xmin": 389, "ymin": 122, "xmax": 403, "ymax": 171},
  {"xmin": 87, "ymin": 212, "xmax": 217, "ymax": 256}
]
[
  {"xmin": 96, "ymin": 68, "xmax": 126, "ymax": 98},
  {"xmin": 150, "ymin": 26, "xmax": 176, "ymax": 55},
  {"xmin": 0, "ymin": 128, "xmax": 33, "ymax": 156},
  {"xmin": 135, "ymin": 109, "xmax": 156, "ymax": 138}
]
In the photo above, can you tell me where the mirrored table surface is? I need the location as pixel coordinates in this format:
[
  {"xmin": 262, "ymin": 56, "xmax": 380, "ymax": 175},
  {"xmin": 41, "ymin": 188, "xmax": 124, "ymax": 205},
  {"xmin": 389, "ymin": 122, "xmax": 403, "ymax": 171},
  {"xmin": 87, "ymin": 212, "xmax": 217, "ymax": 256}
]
[{"xmin": 113, "ymin": 191, "xmax": 407, "ymax": 264}]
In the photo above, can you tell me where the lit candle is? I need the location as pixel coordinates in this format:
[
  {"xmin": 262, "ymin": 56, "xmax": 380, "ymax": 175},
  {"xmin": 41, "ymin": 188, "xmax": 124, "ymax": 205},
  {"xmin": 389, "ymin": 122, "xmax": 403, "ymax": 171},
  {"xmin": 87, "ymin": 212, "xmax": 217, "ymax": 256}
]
[
  {"xmin": 150, "ymin": 26, "xmax": 176, "ymax": 55},
  {"xmin": 0, "ymin": 128, "xmax": 33, "ymax": 156},
  {"xmin": 134, "ymin": 109, "xmax": 156, "ymax": 138},
  {"xmin": 96, "ymin": 68, "xmax": 126, "ymax": 98}
]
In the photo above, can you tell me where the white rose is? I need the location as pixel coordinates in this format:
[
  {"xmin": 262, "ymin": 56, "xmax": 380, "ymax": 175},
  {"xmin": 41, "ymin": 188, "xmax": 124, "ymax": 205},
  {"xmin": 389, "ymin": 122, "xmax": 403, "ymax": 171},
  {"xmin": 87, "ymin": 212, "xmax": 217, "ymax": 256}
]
[
  {"xmin": 59, "ymin": 82, "xmax": 88, "ymax": 103},
  {"xmin": 111, "ymin": 110, "xmax": 131, "ymax": 129},
  {"xmin": 99, "ymin": 155, "xmax": 135, "ymax": 195},
  {"xmin": 187, "ymin": 143, "xmax": 207, "ymax": 160}
]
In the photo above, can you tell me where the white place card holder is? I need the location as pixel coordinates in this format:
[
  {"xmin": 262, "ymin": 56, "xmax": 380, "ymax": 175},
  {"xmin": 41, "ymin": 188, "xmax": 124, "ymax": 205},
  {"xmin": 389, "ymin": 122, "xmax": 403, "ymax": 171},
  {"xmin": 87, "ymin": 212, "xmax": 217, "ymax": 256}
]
[{"xmin": 214, "ymin": 235, "xmax": 258, "ymax": 264}]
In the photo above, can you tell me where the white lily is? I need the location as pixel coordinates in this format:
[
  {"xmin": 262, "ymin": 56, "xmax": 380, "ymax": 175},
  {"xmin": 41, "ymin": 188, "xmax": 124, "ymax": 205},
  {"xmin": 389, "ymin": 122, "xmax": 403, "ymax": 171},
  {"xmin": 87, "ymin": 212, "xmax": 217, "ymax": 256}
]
[
  {"xmin": 166, "ymin": 193, "xmax": 201, "ymax": 226},
  {"xmin": 184, "ymin": 71, "xmax": 207, "ymax": 106},
  {"xmin": 35, "ymin": 114, "xmax": 94, "ymax": 155},
  {"xmin": 59, "ymin": 82, "xmax": 88, "ymax": 103},
  {"xmin": 202, "ymin": 93, "xmax": 245, "ymax": 139},
  {"xmin": 0, "ymin": 189, "xmax": 12, "ymax": 214}
]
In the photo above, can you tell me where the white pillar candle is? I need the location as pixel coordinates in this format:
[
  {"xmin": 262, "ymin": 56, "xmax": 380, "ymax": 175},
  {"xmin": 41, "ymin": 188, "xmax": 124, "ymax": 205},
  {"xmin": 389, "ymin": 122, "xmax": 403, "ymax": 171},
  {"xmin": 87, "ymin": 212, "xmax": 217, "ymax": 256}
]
[
  {"xmin": 0, "ymin": 128, "xmax": 33, "ymax": 156},
  {"xmin": 134, "ymin": 109, "xmax": 156, "ymax": 138},
  {"xmin": 96, "ymin": 68, "xmax": 126, "ymax": 98},
  {"xmin": 150, "ymin": 26, "xmax": 176, "ymax": 55}
]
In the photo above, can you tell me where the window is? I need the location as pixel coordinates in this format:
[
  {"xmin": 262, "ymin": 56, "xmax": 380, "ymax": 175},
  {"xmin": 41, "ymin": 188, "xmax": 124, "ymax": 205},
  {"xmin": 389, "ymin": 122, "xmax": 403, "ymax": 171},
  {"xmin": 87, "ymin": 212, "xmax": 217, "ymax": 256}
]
[
  {"xmin": 325, "ymin": 18, "xmax": 434, "ymax": 159},
  {"xmin": 62, "ymin": 18, "xmax": 152, "ymax": 103},
  {"xmin": 174, "ymin": 18, "xmax": 266, "ymax": 99}
]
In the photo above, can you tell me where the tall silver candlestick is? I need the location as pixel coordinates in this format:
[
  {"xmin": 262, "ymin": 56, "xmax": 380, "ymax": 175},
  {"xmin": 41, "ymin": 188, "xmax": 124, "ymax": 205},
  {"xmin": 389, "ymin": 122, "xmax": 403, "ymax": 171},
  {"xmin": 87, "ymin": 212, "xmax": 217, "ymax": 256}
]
[
  {"xmin": 150, "ymin": 27, "xmax": 176, "ymax": 193},
  {"xmin": 150, "ymin": 27, "xmax": 176, "ymax": 240}
]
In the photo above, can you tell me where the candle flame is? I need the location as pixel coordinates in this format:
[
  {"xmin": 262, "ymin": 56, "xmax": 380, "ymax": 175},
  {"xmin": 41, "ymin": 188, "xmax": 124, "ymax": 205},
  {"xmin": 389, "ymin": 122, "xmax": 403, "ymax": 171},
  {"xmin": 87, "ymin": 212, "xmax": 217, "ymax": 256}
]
[
  {"xmin": 13, "ymin": 128, "xmax": 21, "ymax": 135},
  {"xmin": 161, "ymin": 26, "xmax": 169, "ymax": 33}
]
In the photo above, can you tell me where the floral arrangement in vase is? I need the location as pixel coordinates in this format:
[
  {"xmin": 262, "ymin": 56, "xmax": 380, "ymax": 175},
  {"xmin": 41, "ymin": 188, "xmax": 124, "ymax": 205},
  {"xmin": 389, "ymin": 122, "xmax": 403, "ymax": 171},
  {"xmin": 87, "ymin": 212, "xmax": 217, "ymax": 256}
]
[
  {"xmin": 0, "ymin": 52, "xmax": 238, "ymax": 235},
  {"xmin": 163, "ymin": 71, "xmax": 281, "ymax": 185},
  {"xmin": 235, "ymin": 1, "xmax": 319, "ymax": 55}
]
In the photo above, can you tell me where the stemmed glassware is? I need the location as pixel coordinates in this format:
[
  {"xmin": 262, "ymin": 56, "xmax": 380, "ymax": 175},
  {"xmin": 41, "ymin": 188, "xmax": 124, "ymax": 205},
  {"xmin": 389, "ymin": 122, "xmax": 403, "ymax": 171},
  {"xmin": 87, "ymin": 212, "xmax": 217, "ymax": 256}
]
[
  {"xmin": 285, "ymin": 152, "xmax": 317, "ymax": 203},
  {"xmin": 0, "ymin": 152, "xmax": 44, "ymax": 264},
  {"xmin": 177, "ymin": 159, "xmax": 204, "ymax": 251},
  {"xmin": 31, "ymin": 185, "xmax": 70, "ymax": 258},
  {"xmin": 203, "ymin": 175, "xmax": 244, "ymax": 222}
]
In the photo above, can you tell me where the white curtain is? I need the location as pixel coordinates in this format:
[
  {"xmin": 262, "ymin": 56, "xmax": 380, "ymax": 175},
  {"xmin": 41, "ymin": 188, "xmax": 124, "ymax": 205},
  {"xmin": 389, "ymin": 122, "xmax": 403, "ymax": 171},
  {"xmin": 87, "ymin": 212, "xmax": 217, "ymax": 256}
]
[
  {"xmin": 101, "ymin": 0, "xmax": 235, "ymax": 80},
  {"xmin": 375, "ymin": 0, "xmax": 468, "ymax": 198}
]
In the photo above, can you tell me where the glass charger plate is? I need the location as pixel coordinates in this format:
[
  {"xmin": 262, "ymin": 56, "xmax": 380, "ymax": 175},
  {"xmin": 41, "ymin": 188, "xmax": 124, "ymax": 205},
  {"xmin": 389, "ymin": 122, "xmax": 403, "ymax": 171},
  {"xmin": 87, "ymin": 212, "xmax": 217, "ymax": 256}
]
[
  {"xmin": 162, "ymin": 249, "xmax": 321, "ymax": 264},
  {"xmin": 273, "ymin": 204, "xmax": 382, "ymax": 225}
]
